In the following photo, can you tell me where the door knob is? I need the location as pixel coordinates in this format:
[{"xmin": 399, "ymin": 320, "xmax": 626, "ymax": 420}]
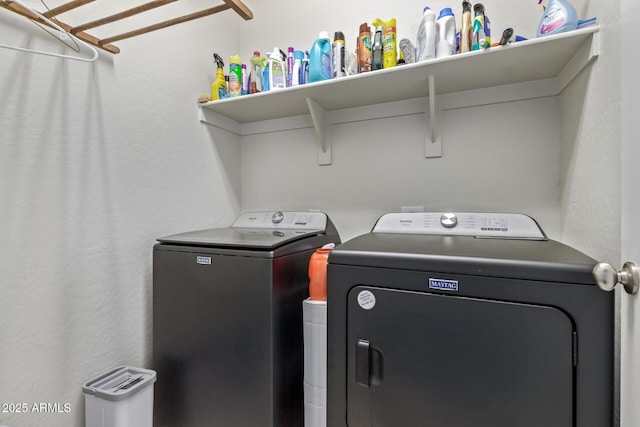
[{"xmin": 593, "ymin": 262, "xmax": 639, "ymax": 295}]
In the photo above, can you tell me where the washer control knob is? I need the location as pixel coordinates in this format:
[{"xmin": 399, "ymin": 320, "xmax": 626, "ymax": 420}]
[
  {"xmin": 440, "ymin": 213, "xmax": 458, "ymax": 229},
  {"xmin": 272, "ymin": 211, "xmax": 284, "ymax": 224}
]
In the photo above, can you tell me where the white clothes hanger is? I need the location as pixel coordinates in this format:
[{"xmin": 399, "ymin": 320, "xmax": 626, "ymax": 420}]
[{"xmin": 0, "ymin": 0, "xmax": 98, "ymax": 62}]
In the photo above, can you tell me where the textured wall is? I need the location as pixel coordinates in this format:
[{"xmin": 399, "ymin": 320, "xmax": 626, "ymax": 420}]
[{"xmin": 0, "ymin": 4, "xmax": 241, "ymax": 426}]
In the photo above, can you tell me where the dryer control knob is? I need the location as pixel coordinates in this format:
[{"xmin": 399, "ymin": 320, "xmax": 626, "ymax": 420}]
[{"xmin": 440, "ymin": 213, "xmax": 458, "ymax": 228}]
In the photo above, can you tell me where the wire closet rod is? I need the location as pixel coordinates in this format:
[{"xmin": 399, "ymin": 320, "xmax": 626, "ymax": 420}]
[
  {"xmin": 0, "ymin": 0, "xmax": 98, "ymax": 61},
  {"xmin": 0, "ymin": 0, "xmax": 253, "ymax": 54}
]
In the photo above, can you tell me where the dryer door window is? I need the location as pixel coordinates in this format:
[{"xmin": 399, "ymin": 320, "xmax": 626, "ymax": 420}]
[{"xmin": 346, "ymin": 286, "xmax": 575, "ymax": 427}]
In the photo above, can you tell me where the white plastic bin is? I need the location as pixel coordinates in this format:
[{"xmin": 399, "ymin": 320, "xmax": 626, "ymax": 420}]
[
  {"xmin": 83, "ymin": 366, "xmax": 156, "ymax": 427},
  {"xmin": 303, "ymin": 298, "xmax": 327, "ymax": 427}
]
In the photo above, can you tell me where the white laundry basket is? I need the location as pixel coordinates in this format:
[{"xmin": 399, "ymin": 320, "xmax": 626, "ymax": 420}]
[{"xmin": 83, "ymin": 366, "xmax": 156, "ymax": 427}]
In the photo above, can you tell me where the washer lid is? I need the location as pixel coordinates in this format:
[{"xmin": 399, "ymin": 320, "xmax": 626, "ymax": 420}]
[{"xmin": 157, "ymin": 211, "xmax": 328, "ymax": 249}]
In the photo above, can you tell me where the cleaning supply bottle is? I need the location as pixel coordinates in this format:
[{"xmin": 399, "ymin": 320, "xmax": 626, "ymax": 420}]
[
  {"xmin": 262, "ymin": 65, "xmax": 270, "ymax": 92},
  {"xmin": 357, "ymin": 22, "xmax": 372, "ymax": 73},
  {"xmin": 332, "ymin": 31, "xmax": 346, "ymax": 78},
  {"xmin": 211, "ymin": 53, "xmax": 228, "ymax": 101},
  {"xmin": 436, "ymin": 8, "xmax": 456, "ymax": 58},
  {"xmin": 536, "ymin": 0, "xmax": 578, "ymax": 37},
  {"xmin": 267, "ymin": 47, "xmax": 286, "ymax": 90},
  {"xmin": 372, "ymin": 17, "xmax": 397, "ymax": 68},
  {"xmin": 371, "ymin": 25, "xmax": 383, "ymax": 70},
  {"xmin": 292, "ymin": 50, "xmax": 304, "ymax": 86},
  {"xmin": 241, "ymin": 64, "xmax": 248, "ymax": 95},
  {"xmin": 229, "ymin": 54, "xmax": 242, "ymax": 97},
  {"xmin": 302, "ymin": 51, "xmax": 310, "ymax": 84},
  {"xmin": 471, "ymin": 3, "xmax": 488, "ymax": 50},
  {"xmin": 309, "ymin": 31, "xmax": 332, "ymax": 83},
  {"xmin": 480, "ymin": 4, "xmax": 491, "ymax": 46},
  {"xmin": 286, "ymin": 47, "xmax": 295, "ymax": 87},
  {"xmin": 249, "ymin": 51, "xmax": 263, "ymax": 94},
  {"xmin": 416, "ymin": 7, "xmax": 436, "ymax": 62},
  {"xmin": 459, "ymin": 1, "xmax": 473, "ymax": 53}
]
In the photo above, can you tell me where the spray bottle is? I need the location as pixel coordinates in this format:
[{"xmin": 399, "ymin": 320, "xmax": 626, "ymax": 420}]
[
  {"xmin": 332, "ymin": 31, "xmax": 346, "ymax": 78},
  {"xmin": 471, "ymin": 3, "xmax": 489, "ymax": 50},
  {"xmin": 371, "ymin": 25, "xmax": 383, "ymax": 70},
  {"xmin": 292, "ymin": 50, "xmax": 304, "ymax": 86},
  {"xmin": 249, "ymin": 51, "xmax": 263, "ymax": 94},
  {"xmin": 286, "ymin": 47, "xmax": 295, "ymax": 87},
  {"xmin": 357, "ymin": 23, "xmax": 372, "ymax": 73},
  {"xmin": 460, "ymin": 1, "xmax": 473, "ymax": 53},
  {"xmin": 211, "ymin": 53, "xmax": 228, "ymax": 100},
  {"xmin": 536, "ymin": 0, "xmax": 578, "ymax": 37},
  {"xmin": 302, "ymin": 51, "xmax": 310, "ymax": 84},
  {"xmin": 372, "ymin": 17, "xmax": 397, "ymax": 68}
]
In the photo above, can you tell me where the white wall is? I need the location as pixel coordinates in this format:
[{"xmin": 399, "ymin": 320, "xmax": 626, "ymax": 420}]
[
  {"xmin": 0, "ymin": 3, "xmax": 241, "ymax": 426},
  {"xmin": 557, "ymin": 0, "xmax": 620, "ymax": 265},
  {"xmin": 238, "ymin": 0, "xmax": 619, "ymax": 254},
  {"xmin": 0, "ymin": 0, "xmax": 622, "ymax": 426}
]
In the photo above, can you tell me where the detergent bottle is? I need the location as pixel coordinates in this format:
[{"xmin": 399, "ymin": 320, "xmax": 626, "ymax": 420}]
[
  {"xmin": 536, "ymin": 0, "xmax": 578, "ymax": 37},
  {"xmin": 309, "ymin": 31, "xmax": 332, "ymax": 82},
  {"xmin": 266, "ymin": 47, "xmax": 286, "ymax": 90},
  {"xmin": 372, "ymin": 17, "xmax": 397, "ymax": 68},
  {"xmin": 416, "ymin": 7, "xmax": 436, "ymax": 61},
  {"xmin": 435, "ymin": 7, "xmax": 456, "ymax": 58},
  {"xmin": 211, "ymin": 53, "xmax": 228, "ymax": 100}
]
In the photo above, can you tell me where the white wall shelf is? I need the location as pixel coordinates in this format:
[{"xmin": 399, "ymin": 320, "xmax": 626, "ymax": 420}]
[{"xmin": 199, "ymin": 26, "xmax": 599, "ymax": 165}]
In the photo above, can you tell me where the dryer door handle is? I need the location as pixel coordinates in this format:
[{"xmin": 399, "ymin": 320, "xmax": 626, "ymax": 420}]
[
  {"xmin": 356, "ymin": 339, "xmax": 384, "ymax": 387},
  {"xmin": 356, "ymin": 339, "xmax": 370, "ymax": 387}
]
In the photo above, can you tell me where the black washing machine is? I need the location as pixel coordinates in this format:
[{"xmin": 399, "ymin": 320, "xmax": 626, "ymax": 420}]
[
  {"xmin": 153, "ymin": 211, "xmax": 340, "ymax": 427},
  {"xmin": 327, "ymin": 212, "xmax": 613, "ymax": 427}
]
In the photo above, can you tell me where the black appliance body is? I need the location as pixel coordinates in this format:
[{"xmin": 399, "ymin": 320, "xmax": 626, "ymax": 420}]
[
  {"xmin": 153, "ymin": 211, "xmax": 340, "ymax": 427},
  {"xmin": 327, "ymin": 212, "xmax": 613, "ymax": 427}
]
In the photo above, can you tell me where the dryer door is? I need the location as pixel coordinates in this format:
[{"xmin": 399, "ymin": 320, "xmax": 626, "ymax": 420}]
[{"xmin": 346, "ymin": 286, "xmax": 575, "ymax": 427}]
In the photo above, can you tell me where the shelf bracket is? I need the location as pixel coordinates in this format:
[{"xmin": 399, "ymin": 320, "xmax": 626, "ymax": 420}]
[
  {"xmin": 306, "ymin": 97, "xmax": 332, "ymax": 165},
  {"xmin": 425, "ymin": 75, "xmax": 442, "ymax": 158}
]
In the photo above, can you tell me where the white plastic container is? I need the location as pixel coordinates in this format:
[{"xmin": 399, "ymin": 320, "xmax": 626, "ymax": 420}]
[
  {"xmin": 83, "ymin": 366, "xmax": 156, "ymax": 427},
  {"xmin": 309, "ymin": 31, "xmax": 332, "ymax": 82},
  {"xmin": 267, "ymin": 47, "xmax": 286, "ymax": 90},
  {"xmin": 536, "ymin": 0, "xmax": 578, "ymax": 37},
  {"xmin": 303, "ymin": 299, "xmax": 327, "ymax": 427},
  {"xmin": 436, "ymin": 8, "xmax": 456, "ymax": 58},
  {"xmin": 416, "ymin": 6, "xmax": 436, "ymax": 61}
]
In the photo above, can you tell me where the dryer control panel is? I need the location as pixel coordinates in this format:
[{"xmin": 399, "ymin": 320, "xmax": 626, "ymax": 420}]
[{"xmin": 373, "ymin": 212, "xmax": 546, "ymax": 239}]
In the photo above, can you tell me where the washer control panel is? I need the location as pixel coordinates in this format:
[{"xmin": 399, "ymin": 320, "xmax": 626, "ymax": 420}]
[
  {"xmin": 373, "ymin": 212, "xmax": 545, "ymax": 239},
  {"xmin": 232, "ymin": 211, "xmax": 327, "ymax": 231}
]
